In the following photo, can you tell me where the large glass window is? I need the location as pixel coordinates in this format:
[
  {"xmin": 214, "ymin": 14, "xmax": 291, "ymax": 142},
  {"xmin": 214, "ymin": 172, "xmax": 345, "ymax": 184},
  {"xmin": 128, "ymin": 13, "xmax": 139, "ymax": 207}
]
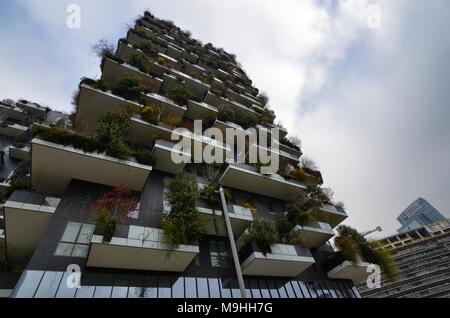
[
  {"xmin": 209, "ymin": 240, "xmax": 232, "ymax": 268},
  {"xmin": 54, "ymin": 222, "xmax": 95, "ymax": 258}
]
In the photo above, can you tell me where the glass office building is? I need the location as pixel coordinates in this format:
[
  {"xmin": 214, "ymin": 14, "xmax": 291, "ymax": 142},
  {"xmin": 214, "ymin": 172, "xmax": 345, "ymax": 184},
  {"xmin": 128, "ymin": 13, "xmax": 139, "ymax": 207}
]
[{"xmin": 397, "ymin": 198, "xmax": 446, "ymax": 233}]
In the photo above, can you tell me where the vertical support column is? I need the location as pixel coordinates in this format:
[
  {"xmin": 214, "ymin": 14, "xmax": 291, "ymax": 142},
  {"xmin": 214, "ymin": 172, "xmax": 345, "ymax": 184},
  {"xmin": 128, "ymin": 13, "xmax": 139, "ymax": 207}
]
[{"xmin": 219, "ymin": 186, "xmax": 247, "ymax": 298}]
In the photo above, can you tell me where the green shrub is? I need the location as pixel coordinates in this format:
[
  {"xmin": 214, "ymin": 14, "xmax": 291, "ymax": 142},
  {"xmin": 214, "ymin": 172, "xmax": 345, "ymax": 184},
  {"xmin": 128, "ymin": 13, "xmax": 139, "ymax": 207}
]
[
  {"xmin": 276, "ymin": 219, "xmax": 295, "ymax": 239},
  {"xmin": 245, "ymin": 218, "xmax": 279, "ymax": 255},
  {"xmin": 217, "ymin": 107, "xmax": 257, "ymax": 129},
  {"xmin": 217, "ymin": 107, "xmax": 235, "ymax": 123},
  {"xmin": 137, "ymin": 42, "xmax": 158, "ymax": 59},
  {"xmin": 165, "ymin": 84, "xmax": 191, "ymax": 106},
  {"xmin": 95, "ymin": 208, "xmax": 116, "ymax": 243},
  {"xmin": 129, "ymin": 53, "xmax": 149, "ymax": 73},
  {"xmin": 80, "ymin": 77, "xmax": 110, "ymax": 92},
  {"xmin": 201, "ymin": 184, "xmax": 231, "ymax": 209},
  {"xmin": 162, "ymin": 171, "xmax": 205, "ymax": 247},
  {"xmin": 135, "ymin": 149, "xmax": 155, "ymax": 166},
  {"xmin": 111, "ymin": 75, "xmax": 147, "ymax": 103},
  {"xmin": 38, "ymin": 127, "xmax": 105, "ymax": 153},
  {"xmin": 141, "ymin": 104, "xmax": 164, "ymax": 125},
  {"xmin": 96, "ymin": 110, "xmax": 131, "ymax": 159}
]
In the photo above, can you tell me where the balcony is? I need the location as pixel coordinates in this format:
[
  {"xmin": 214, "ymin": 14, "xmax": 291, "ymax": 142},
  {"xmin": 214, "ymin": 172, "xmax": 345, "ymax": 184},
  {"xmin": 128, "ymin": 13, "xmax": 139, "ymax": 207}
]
[
  {"xmin": 218, "ymin": 163, "xmax": 307, "ymax": 201},
  {"xmin": 182, "ymin": 61, "xmax": 206, "ymax": 79},
  {"xmin": 76, "ymin": 83, "xmax": 143, "ymax": 135},
  {"xmin": 290, "ymin": 221, "xmax": 334, "ymax": 248},
  {"xmin": 162, "ymin": 71, "xmax": 210, "ymax": 101},
  {"xmin": 8, "ymin": 145, "xmax": 31, "ymax": 161},
  {"xmin": 185, "ymin": 100, "xmax": 218, "ymax": 122},
  {"xmin": 116, "ymin": 42, "xmax": 167, "ymax": 77},
  {"xmin": 166, "ymin": 44, "xmax": 184, "ymax": 60},
  {"xmin": 142, "ymin": 92, "xmax": 187, "ymax": 119},
  {"xmin": 151, "ymin": 139, "xmax": 191, "ymax": 174},
  {"xmin": 128, "ymin": 116, "xmax": 173, "ymax": 147},
  {"xmin": 0, "ymin": 102, "xmax": 26, "ymax": 122},
  {"xmin": 31, "ymin": 138, "xmax": 152, "ymax": 195},
  {"xmin": 126, "ymin": 30, "xmax": 167, "ymax": 55},
  {"xmin": 0, "ymin": 121, "xmax": 27, "ymax": 138},
  {"xmin": 3, "ymin": 193, "xmax": 61, "ymax": 266},
  {"xmin": 184, "ymin": 51, "xmax": 199, "ymax": 64},
  {"xmin": 196, "ymin": 203, "xmax": 253, "ymax": 238},
  {"xmin": 101, "ymin": 58, "xmax": 163, "ymax": 92},
  {"xmin": 87, "ymin": 225, "xmax": 199, "ymax": 272},
  {"xmin": 248, "ymin": 143, "xmax": 300, "ymax": 171},
  {"xmin": 204, "ymin": 92, "xmax": 259, "ymax": 118},
  {"xmin": 312, "ymin": 204, "xmax": 348, "ymax": 229},
  {"xmin": 227, "ymin": 89, "xmax": 262, "ymax": 108},
  {"xmin": 158, "ymin": 52, "xmax": 178, "ymax": 69},
  {"xmin": 240, "ymin": 242, "xmax": 315, "ymax": 277},
  {"xmin": 325, "ymin": 254, "xmax": 372, "ymax": 284}
]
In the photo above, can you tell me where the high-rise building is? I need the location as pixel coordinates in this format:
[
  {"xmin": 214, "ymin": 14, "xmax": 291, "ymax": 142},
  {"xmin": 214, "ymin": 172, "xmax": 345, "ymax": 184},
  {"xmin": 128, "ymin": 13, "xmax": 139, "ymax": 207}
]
[
  {"xmin": 0, "ymin": 11, "xmax": 370, "ymax": 298},
  {"xmin": 358, "ymin": 218, "xmax": 450, "ymax": 298},
  {"xmin": 397, "ymin": 198, "xmax": 446, "ymax": 233}
]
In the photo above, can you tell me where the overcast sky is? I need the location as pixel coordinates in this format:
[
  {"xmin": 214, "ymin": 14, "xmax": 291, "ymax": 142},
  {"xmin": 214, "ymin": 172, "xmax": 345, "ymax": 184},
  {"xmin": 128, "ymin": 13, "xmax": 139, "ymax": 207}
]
[{"xmin": 0, "ymin": 0, "xmax": 448, "ymax": 237}]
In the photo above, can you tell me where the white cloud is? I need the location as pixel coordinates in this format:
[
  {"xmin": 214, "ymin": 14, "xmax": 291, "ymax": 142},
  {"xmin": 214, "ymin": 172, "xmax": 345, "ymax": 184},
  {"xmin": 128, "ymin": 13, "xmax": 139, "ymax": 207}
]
[{"xmin": 1, "ymin": 0, "xmax": 448, "ymax": 236}]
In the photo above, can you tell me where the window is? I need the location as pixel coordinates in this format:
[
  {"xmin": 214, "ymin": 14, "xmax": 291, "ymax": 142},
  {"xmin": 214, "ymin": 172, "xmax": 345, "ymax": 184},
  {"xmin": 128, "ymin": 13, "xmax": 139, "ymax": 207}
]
[
  {"xmin": 54, "ymin": 222, "xmax": 95, "ymax": 258},
  {"xmin": 209, "ymin": 240, "xmax": 232, "ymax": 268}
]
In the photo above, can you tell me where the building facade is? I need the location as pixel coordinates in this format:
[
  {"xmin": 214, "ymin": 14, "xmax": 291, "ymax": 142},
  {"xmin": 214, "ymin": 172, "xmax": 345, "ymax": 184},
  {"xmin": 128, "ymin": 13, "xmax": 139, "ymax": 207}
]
[
  {"xmin": 358, "ymin": 218, "xmax": 450, "ymax": 298},
  {"xmin": 397, "ymin": 198, "xmax": 446, "ymax": 233},
  {"xmin": 0, "ymin": 11, "xmax": 370, "ymax": 298}
]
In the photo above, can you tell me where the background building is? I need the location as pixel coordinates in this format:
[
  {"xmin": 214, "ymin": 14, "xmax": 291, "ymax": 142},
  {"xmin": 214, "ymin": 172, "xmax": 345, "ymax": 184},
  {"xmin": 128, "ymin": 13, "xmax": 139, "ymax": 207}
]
[
  {"xmin": 358, "ymin": 218, "xmax": 450, "ymax": 298},
  {"xmin": 397, "ymin": 198, "xmax": 446, "ymax": 233},
  {"xmin": 0, "ymin": 11, "xmax": 370, "ymax": 298}
]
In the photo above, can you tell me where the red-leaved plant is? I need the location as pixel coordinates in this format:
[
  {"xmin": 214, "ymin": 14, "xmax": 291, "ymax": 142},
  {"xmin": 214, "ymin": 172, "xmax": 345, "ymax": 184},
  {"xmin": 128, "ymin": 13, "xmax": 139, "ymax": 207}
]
[{"xmin": 95, "ymin": 186, "xmax": 138, "ymax": 223}]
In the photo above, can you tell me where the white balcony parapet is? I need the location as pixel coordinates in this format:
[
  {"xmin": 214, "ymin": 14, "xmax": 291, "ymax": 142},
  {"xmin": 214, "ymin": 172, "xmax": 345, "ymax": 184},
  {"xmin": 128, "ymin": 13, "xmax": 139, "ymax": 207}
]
[
  {"xmin": 87, "ymin": 226, "xmax": 199, "ymax": 272},
  {"xmin": 0, "ymin": 123, "xmax": 28, "ymax": 138},
  {"xmin": 241, "ymin": 243, "xmax": 315, "ymax": 277},
  {"xmin": 219, "ymin": 163, "xmax": 307, "ymax": 201},
  {"xmin": 290, "ymin": 221, "xmax": 335, "ymax": 248},
  {"xmin": 8, "ymin": 145, "xmax": 31, "ymax": 161},
  {"xmin": 327, "ymin": 260, "xmax": 373, "ymax": 284},
  {"xmin": 186, "ymin": 100, "xmax": 218, "ymax": 121},
  {"xmin": 31, "ymin": 138, "xmax": 152, "ymax": 195}
]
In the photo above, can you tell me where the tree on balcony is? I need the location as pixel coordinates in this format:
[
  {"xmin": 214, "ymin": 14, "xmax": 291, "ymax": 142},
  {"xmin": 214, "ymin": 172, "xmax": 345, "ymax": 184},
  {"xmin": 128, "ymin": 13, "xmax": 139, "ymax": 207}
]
[
  {"xmin": 333, "ymin": 225, "xmax": 399, "ymax": 281},
  {"xmin": 96, "ymin": 109, "xmax": 132, "ymax": 159},
  {"xmin": 129, "ymin": 52, "xmax": 150, "ymax": 74},
  {"xmin": 243, "ymin": 218, "xmax": 280, "ymax": 255},
  {"xmin": 165, "ymin": 84, "xmax": 191, "ymax": 106},
  {"xmin": 111, "ymin": 75, "xmax": 147, "ymax": 103},
  {"xmin": 94, "ymin": 186, "xmax": 138, "ymax": 243},
  {"xmin": 162, "ymin": 171, "xmax": 205, "ymax": 248}
]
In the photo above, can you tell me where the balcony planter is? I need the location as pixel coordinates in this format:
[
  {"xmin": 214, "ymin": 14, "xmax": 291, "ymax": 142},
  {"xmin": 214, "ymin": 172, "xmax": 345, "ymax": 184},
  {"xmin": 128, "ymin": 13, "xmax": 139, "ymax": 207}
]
[
  {"xmin": 240, "ymin": 241, "xmax": 315, "ymax": 277},
  {"xmin": 324, "ymin": 252, "xmax": 372, "ymax": 284},
  {"xmin": 31, "ymin": 138, "xmax": 152, "ymax": 195},
  {"xmin": 87, "ymin": 226, "xmax": 199, "ymax": 272},
  {"xmin": 289, "ymin": 221, "xmax": 334, "ymax": 248},
  {"xmin": 218, "ymin": 163, "xmax": 307, "ymax": 202}
]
